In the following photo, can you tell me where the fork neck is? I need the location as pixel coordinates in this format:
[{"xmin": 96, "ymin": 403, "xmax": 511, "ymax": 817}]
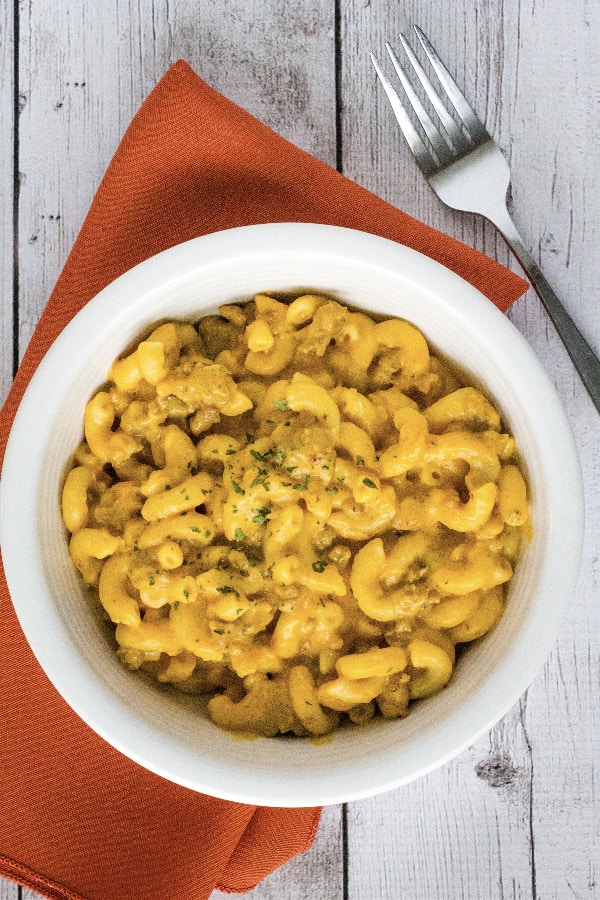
[
  {"xmin": 481, "ymin": 202, "xmax": 543, "ymax": 280},
  {"xmin": 485, "ymin": 204, "xmax": 518, "ymax": 240}
]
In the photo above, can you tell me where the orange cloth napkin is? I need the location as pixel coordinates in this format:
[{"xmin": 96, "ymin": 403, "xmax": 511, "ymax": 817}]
[{"xmin": 0, "ymin": 61, "xmax": 528, "ymax": 900}]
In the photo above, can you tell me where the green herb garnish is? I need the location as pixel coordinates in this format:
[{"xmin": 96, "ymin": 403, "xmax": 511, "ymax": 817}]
[{"xmin": 252, "ymin": 506, "xmax": 271, "ymax": 525}]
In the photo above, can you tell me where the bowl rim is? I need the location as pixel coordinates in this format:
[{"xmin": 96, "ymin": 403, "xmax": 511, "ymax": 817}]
[{"xmin": 0, "ymin": 223, "xmax": 585, "ymax": 806}]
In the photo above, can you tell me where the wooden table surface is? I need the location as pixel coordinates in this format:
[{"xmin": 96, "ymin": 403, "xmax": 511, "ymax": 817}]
[{"xmin": 1, "ymin": 2, "xmax": 598, "ymax": 898}]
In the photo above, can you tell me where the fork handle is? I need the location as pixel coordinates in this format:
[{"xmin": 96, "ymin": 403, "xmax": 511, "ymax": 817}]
[{"xmin": 487, "ymin": 204, "xmax": 600, "ymax": 414}]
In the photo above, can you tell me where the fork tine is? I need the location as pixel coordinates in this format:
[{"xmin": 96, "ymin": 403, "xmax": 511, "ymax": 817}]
[
  {"xmin": 384, "ymin": 42, "xmax": 456, "ymax": 165},
  {"xmin": 370, "ymin": 52, "xmax": 438, "ymax": 177},
  {"xmin": 413, "ymin": 25, "xmax": 489, "ymax": 144},
  {"xmin": 396, "ymin": 33, "xmax": 471, "ymax": 154}
]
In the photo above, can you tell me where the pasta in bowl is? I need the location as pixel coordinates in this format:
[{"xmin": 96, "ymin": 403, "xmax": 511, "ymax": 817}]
[
  {"xmin": 61, "ymin": 294, "xmax": 531, "ymax": 739},
  {"xmin": 0, "ymin": 224, "xmax": 583, "ymax": 805}
]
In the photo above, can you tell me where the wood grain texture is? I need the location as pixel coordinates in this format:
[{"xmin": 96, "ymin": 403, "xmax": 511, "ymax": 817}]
[
  {"xmin": 0, "ymin": 881, "xmax": 18, "ymax": 900},
  {"xmin": 14, "ymin": 0, "xmax": 336, "ymax": 366},
  {"xmin": 0, "ymin": 0, "xmax": 14, "ymax": 406},
  {"xmin": 345, "ymin": 703, "xmax": 535, "ymax": 898},
  {"xmin": 2, "ymin": 0, "xmax": 599, "ymax": 899}
]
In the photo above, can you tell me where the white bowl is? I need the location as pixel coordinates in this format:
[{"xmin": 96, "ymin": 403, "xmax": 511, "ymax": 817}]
[{"xmin": 0, "ymin": 223, "xmax": 584, "ymax": 806}]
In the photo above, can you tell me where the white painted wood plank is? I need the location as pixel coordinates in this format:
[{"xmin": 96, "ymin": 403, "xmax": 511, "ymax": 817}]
[
  {"xmin": 0, "ymin": 880, "xmax": 19, "ymax": 900},
  {"xmin": 0, "ymin": 8, "xmax": 19, "ymax": 900},
  {"xmin": 7, "ymin": 2, "xmax": 339, "ymax": 899},
  {"xmin": 346, "ymin": 703, "xmax": 535, "ymax": 899},
  {"xmin": 475, "ymin": 4, "xmax": 600, "ymax": 897},
  {"xmin": 340, "ymin": 0, "xmax": 600, "ymax": 897},
  {"xmin": 161, "ymin": 0, "xmax": 337, "ymax": 164},
  {"xmin": 16, "ymin": 0, "xmax": 337, "ymax": 358},
  {"xmin": 0, "ymin": 0, "xmax": 14, "ymax": 407}
]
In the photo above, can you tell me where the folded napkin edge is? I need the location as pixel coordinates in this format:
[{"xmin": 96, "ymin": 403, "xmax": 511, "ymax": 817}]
[{"xmin": 0, "ymin": 853, "xmax": 82, "ymax": 900}]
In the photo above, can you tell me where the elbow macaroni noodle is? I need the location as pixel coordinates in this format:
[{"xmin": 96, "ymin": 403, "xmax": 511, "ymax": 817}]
[{"xmin": 61, "ymin": 292, "xmax": 532, "ymax": 738}]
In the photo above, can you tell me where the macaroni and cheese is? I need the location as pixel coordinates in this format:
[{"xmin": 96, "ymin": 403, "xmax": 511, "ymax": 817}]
[{"xmin": 61, "ymin": 292, "xmax": 531, "ymax": 738}]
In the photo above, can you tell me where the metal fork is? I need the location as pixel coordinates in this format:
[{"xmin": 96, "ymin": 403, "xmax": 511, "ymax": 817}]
[{"xmin": 371, "ymin": 25, "xmax": 600, "ymax": 414}]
